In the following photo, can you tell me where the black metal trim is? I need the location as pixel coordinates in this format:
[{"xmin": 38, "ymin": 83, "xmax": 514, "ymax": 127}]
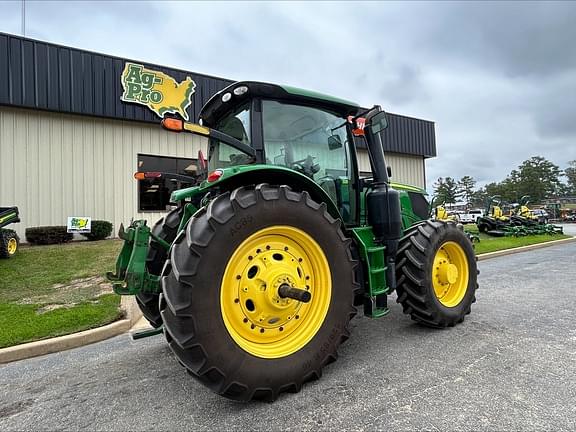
[{"xmin": 209, "ymin": 129, "xmax": 256, "ymax": 159}]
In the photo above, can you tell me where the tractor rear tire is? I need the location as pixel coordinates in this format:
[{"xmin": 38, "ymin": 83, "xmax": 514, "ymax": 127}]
[
  {"xmin": 160, "ymin": 184, "xmax": 357, "ymax": 401},
  {"xmin": 0, "ymin": 229, "xmax": 19, "ymax": 259},
  {"xmin": 395, "ymin": 220, "xmax": 478, "ymax": 328},
  {"xmin": 136, "ymin": 207, "xmax": 183, "ymax": 328}
]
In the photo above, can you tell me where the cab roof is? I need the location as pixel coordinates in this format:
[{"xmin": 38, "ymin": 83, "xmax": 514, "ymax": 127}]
[{"xmin": 200, "ymin": 81, "xmax": 360, "ymax": 126}]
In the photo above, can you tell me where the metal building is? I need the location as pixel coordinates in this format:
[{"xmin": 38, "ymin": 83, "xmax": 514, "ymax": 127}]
[{"xmin": 0, "ymin": 33, "xmax": 436, "ymax": 241}]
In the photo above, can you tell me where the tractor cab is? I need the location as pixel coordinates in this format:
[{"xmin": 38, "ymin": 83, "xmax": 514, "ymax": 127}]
[{"xmin": 197, "ymin": 82, "xmax": 367, "ymax": 223}]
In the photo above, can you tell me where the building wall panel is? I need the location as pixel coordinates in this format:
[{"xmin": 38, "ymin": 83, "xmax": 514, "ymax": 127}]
[{"xmin": 356, "ymin": 149, "xmax": 426, "ymax": 189}]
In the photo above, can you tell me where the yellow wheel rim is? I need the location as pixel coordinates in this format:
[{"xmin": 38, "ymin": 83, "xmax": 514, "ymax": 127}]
[
  {"xmin": 432, "ymin": 241, "xmax": 469, "ymax": 307},
  {"xmin": 7, "ymin": 238, "xmax": 17, "ymax": 255},
  {"xmin": 220, "ymin": 226, "xmax": 331, "ymax": 359}
]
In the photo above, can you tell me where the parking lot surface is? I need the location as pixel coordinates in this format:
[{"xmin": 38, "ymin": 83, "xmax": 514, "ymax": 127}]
[{"xmin": 1, "ymin": 242, "xmax": 575, "ymax": 431}]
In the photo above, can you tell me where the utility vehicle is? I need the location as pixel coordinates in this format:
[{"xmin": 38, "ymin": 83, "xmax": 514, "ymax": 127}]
[
  {"xmin": 0, "ymin": 207, "xmax": 20, "ymax": 258},
  {"xmin": 108, "ymin": 81, "xmax": 478, "ymax": 401}
]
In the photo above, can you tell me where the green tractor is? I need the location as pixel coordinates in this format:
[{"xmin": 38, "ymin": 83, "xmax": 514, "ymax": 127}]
[{"xmin": 108, "ymin": 81, "xmax": 478, "ymax": 401}]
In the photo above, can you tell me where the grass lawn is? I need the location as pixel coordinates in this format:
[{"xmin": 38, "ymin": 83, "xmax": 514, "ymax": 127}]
[
  {"xmin": 464, "ymin": 224, "xmax": 571, "ymax": 255},
  {"xmin": 0, "ymin": 240, "xmax": 123, "ymax": 348}
]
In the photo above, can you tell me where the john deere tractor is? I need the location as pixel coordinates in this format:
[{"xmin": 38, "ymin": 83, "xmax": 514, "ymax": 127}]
[{"xmin": 108, "ymin": 81, "xmax": 478, "ymax": 401}]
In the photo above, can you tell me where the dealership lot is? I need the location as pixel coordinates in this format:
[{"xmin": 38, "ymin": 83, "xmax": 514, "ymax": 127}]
[{"xmin": 1, "ymin": 242, "xmax": 575, "ymax": 431}]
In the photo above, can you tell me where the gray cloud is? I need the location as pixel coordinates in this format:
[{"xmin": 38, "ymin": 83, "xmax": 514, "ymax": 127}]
[{"xmin": 424, "ymin": 2, "xmax": 576, "ymax": 78}]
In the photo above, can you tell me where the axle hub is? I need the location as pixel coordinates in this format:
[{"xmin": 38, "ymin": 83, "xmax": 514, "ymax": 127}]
[{"xmin": 278, "ymin": 284, "xmax": 311, "ymax": 303}]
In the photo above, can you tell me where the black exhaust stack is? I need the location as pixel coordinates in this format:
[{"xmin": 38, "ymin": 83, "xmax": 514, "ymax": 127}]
[{"xmin": 364, "ymin": 109, "xmax": 403, "ymax": 292}]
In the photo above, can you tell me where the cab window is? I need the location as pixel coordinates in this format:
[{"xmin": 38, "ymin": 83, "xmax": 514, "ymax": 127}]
[
  {"xmin": 262, "ymin": 100, "xmax": 355, "ymax": 222},
  {"xmin": 208, "ymin": 103, "xmax": 252, "ymax": 170}
]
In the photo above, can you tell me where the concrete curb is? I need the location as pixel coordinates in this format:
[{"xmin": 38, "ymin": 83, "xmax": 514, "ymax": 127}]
[
  {"xmin": 0, "ymin": 319, "xmax": 131, "ymax": 364},
  {"xmin": 477, "ymin": 236, "xmax": 576, "ymax": 261},
  {"xmin": 0, "ymin": 297, "xmax": 143, "ymax": 364}
]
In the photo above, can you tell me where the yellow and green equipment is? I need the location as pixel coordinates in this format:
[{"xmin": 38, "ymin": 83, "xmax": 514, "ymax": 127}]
[
  {"xmin": 0, "ymin": 207, "xmax": 20, "ymax": 258},
  {"xmin": 107, "ymin": 81, "xmax": 479, "ymax": 401},
  {"xmin": 477, "ymin": 195, "xmax": 562, "ymax": 237}
]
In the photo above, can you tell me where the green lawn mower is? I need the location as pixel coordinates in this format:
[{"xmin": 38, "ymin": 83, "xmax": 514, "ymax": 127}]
[
  {"xmin": 108, "ymin": 81, "xmax": 479, "ymax": 401},
  {"xmin": 477, "ymin": 195, "xmax": 562, "ymax": 237},
  {"xmin": 0, "ymin": 206, "xmax": 20, "ymax": 258},
  {"xmin": 476, "ymin": 196, "xmax": 512, "ymax": 236}
]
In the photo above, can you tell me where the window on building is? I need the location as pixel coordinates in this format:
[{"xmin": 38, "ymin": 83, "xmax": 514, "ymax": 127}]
[{"xmin": 137, "ymin": 154, "xmax": 196, "ymax": 211}]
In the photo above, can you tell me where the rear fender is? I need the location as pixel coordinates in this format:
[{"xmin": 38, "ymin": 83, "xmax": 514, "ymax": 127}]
[{"xmin": 193, "ymin": 165, "xmax": 342, "ymax": 220}]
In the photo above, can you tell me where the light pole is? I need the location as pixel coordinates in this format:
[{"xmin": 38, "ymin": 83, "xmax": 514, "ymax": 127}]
[{"xmin": 21, "ymin": 0, "xmax": 26, "ymax": 37}]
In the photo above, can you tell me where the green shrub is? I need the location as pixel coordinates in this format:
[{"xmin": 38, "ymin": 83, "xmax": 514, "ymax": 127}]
[
  {"xmin": 25, "ymin": 226, "xmax": 73, "ymax": 245},
  {"xmin": 81, "ymin": 220, "xmax": 113, "ymax": 241}
]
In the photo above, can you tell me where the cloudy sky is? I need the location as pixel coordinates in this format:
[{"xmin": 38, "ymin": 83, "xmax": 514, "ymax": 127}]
[{"xmin": 1, "ymin": 0, "xmax": 575, "ymax": 191}]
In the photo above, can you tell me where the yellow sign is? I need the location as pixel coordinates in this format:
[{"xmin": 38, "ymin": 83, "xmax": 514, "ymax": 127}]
[
  {"xmin": 120, "ymin": 62, "xmax": 196, "ymax": 120},
  {"xmin": 67, "ymin": 217, "xmax": 91, "ymax": 233}
]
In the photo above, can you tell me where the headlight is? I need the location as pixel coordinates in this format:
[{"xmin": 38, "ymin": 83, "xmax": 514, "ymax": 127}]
[{"xmin": 221, "ymin": 92, "xmax": 232, "ymax": 102}]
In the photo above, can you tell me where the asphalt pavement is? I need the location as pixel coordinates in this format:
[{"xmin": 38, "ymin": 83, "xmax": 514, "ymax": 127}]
[{"xmin": 1, "ymin": 242, "xmax": 576, "ymax": 431}]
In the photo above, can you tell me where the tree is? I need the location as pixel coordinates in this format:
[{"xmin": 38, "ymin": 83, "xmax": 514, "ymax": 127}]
[
  {"xmin": 513, "ymin": 156, "xmax": 561, "ymax": 203},
  {"xmin": 433, "ymin": 176, "xmax": 459, "ymax": 205},
  {"xmin": 565, "ymin": 160, "xmax": 576, "ymax": 196},
  {"xmin": 483, "ymin": 180, "xmax": 517, "ymax": 203},
  {"xmin": 470, "ymin": 188, "xmax": 488, "ymax": 208},
  {"xmin": 457, "ymin": 175, "xmax": 476, "ymax": 206}
]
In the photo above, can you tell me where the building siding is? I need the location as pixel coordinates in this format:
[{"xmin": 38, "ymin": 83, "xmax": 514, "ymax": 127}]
[
  {"xmin": 356, "ymin": 149, "xmax": 426, "ymax": 189},
  {"xmin": 0, "ymin": 106, "xmax": 205, "ymax": 241}
]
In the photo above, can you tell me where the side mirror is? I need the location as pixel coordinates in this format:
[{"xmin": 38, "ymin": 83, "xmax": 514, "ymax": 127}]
[
  {"xmin": 328, "ymin": 134, "xmax": 343, "ymax": 150},
  {"xmin": 370, "ymin": 111, "xmax": 388, "ymax": 134}
]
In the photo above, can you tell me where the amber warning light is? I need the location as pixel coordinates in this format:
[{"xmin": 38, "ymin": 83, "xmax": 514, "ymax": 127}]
[
  {"xmin": 162, "ymin": 117, "xmax": 184, "ymax": 132},
  {"xmin": 134, "ymin": 172, "xmax": 162, "ymax": 180}
]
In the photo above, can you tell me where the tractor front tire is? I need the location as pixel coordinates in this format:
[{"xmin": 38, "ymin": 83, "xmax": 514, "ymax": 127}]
[
  {"xmin": 395, "ymin": 220, "xmax": 478, "ymax": 328},
  {"xmin": 136, "ymin": 207, "xmax": 183, "ymax": 328},
  {"xmin": 0, "ymin": 229, "xmax": 19, "ymax": 259},
  {"xmin": 160, "ymin": 184, "xmax": 357, "ymax": 401}
]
